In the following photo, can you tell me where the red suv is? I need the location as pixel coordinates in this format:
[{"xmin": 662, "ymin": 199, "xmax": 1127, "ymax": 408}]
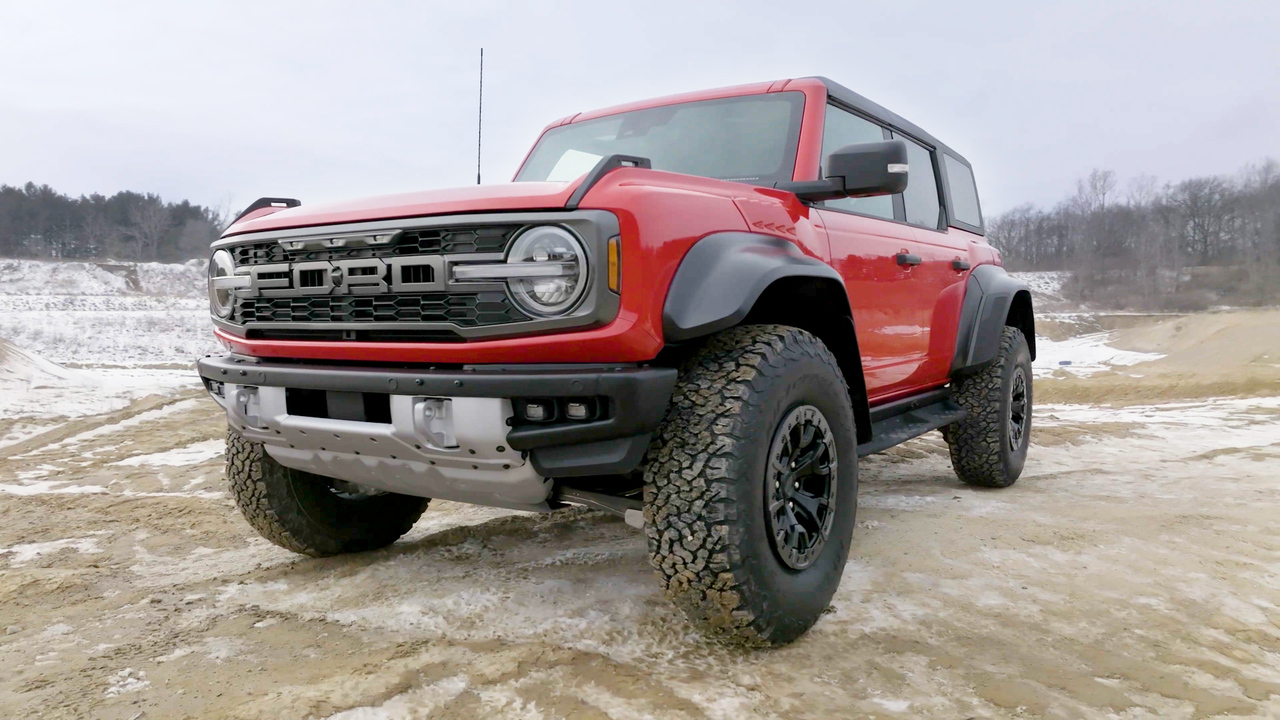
[{"xmin": 200, "ymin": 77, "xmax": 1035, "ymax": 645}]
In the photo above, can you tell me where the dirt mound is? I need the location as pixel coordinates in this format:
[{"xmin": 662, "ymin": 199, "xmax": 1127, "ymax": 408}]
[
  {"xmin": 1113, "ymin": 308, "xmax": 1280, "ymax": 371},
  {"xmin": 0, "ymin": 336, "xmax": 84, "ymax": 387},
  {"xmin": 1038, "ymin": 308, "xmax": 1280, "ymax": 403}
]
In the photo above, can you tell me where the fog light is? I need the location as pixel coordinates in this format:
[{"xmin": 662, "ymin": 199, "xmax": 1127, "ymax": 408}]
[
  {"xmin": 234, "ymin": 386, "xmax": 261, "ymax": 427},
  {"xmin": 565, "ymin": 402, "xmax": 590, "ymax": 420},
  {"xmin": 415, "ymin": 398, "xmax": 456, "ymax": 449},
  {"xmin": 524, "ymin": 403, "xmax": 548, "ymax": 421}
]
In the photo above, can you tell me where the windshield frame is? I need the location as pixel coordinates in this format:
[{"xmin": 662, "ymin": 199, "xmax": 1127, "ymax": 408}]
[{"xmin": 514, "ymin": 91, "xmax": 808, "ymax": 189}]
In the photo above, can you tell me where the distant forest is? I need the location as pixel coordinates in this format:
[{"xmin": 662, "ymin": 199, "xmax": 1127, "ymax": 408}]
[
  {"xmin": 987, "ymin": 159, "xmax": 1280, "ymax": 310},
  {"xmin": 0, "ymin": 183, "xmax": 226, "ymax": 263},
  {"xmin": 4, "ymin": 159, "xmax": 1278, "ymax": 311}
]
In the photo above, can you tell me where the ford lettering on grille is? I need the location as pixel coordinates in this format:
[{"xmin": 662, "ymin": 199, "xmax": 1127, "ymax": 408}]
[{"xmin": 238, "ymin": 256, "xmax": 445, "ymax": 297}]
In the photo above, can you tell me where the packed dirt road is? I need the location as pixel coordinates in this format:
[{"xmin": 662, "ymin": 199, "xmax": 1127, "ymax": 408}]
[{"xmin": 3, "ymin": 307, "xmax": 1280, "ymax": 719}]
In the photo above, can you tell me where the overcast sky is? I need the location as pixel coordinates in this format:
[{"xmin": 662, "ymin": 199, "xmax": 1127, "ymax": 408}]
[{"xmin": 2, "ymin": 1, "xmax": 1277, "ymax": 216}]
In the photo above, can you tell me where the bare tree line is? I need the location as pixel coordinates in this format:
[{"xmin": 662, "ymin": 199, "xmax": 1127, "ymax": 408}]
[
  {"xmin": 987, "ymin": 160, "xmax": 1280, "ymax": 310},
  {"xmin": 0, "ymin": 183, "xmax": 228, "ymax": 263}
]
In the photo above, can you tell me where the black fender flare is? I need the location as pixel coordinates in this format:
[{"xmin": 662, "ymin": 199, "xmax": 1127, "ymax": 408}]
[
  {"xmin": 951, "ymin": 264, "xmax": 1036, "ymax": 375},
  {"xmin": 662, "ymin": 232, "xmax": 845, "ymax": 342},
  {"xmin": 662, "ymin": 232, "xmax": 872, "ymax": 444}
]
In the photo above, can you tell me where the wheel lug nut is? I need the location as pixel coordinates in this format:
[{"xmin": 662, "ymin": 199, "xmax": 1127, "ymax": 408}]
[
  {"xmin": 788, "ymin": 501, "xmax": 793, "ymax": 509},
  {"xmin": 794, "ymin": 482, "xmax": 800, "ymax": 490}
]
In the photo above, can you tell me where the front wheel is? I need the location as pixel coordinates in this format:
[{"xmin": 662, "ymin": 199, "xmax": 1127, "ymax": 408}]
[
  {"xmin": 943, "ymin": 325, "xmax": 1033, "ymax": 488},
  {"xmin": 642, "ymin": 325, "xmax": 858, "ymax": 646},
  {"xmin": 226, "ymin": 431, "xmax": 429, "ymax": 557}
]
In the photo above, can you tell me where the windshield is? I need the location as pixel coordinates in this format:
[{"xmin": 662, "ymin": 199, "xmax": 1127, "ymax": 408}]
[{"xmin": 516, "ymin": 92, "xmax": 805, "ymax": 187}]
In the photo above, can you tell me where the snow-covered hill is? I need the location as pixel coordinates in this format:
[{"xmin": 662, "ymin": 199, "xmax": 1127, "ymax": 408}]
[{"xmin": 0, "ymin": 259, "xmax": 216, "ymax": 365}]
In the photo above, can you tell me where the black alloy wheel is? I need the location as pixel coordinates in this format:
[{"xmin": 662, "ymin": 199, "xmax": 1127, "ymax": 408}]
[
  {"xmin": 765, "ymin": 404, "xmax": 838, "ymax": 570},
  {"xmin": 1008, "ymin": 366, "xmax": 1028, "ymax": 451}
]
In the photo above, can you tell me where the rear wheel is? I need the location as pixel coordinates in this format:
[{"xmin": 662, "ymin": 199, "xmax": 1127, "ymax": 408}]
[
  {"xmin": 642, "ymin": 325, "xmax": 858, "ymax": 646},
  {"xmin": 226, "ymin": 430, "xmax": 429, "ymax": 557},
  {"xmin": 943, "ymin": 326, "xmax": 1033, "ymax": 488}
]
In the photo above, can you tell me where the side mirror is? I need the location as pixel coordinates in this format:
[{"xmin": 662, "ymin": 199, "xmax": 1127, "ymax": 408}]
[{"xmin": 775, "ymin": 140, "xmax": 910, "ymax": 202}]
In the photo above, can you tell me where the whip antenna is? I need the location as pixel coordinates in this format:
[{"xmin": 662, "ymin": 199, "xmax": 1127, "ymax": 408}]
[{"xmin": 477, "ymin": 48, "xmax": 483, "ymax": 185}]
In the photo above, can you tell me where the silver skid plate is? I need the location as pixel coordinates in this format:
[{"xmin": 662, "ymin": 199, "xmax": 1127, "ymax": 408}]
[{"xmin": 213, "ymin": 384, "xmax": 551, "ymax": 510}]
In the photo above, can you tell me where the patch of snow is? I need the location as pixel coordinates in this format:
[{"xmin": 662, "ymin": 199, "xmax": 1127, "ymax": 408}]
[
  {"xmin": 871, "ymin": 698, "xmax": 912, "ymax": 712},
  {"xmin": 1032, "ymin": 331, "xmax": 1164, "ymax": 377},
  {"xmin": 0, "ymin": 481, "xmax": 109, "ymax": 496},
  {"xmin": 0, "ymin": 259, "xmax": 216, "ymax": 367},
  {"xmin": 859, "ymin": 495, "xmax": 940, "ymax": 511},
  {"xmin": 0, "ymin": 357, "xmax": 201, "ymax": 420},
  {"xmin": 104, "ymin": 668, "xmax": 149, "ymax": 696},
  {"xmin": 2, "ymin": 533, "xmax": 107, "ymax": 565},
  {"xmin": 0, "ymin": 258, "xmax": 203, "ymax": 297},
  {"xmin": 1011, "ymin": 270, "xmax": 1068, "ymax": 301},
  {"xmin": 154, "ymin": 647, "xmax": 194, "ymax": 663},
  {"xmin": 20, "ymin": 398, "xmax": 201, "ymax": 455},
  {"xmin": 0, "ymin": 421, "xmax": 63, "ymax": 449},
  {"xmin": 326, "ymin": 675, "xmax": 469, "ymax": 720},
  {"xmin": 113, "ymin": 439, "xmax": 224, "ymax": 467}
]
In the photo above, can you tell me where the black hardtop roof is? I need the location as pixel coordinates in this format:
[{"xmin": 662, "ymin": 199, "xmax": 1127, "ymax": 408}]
[{"xmin": 808, "ymin": 76, "xmax": 972, "ymax": 169}]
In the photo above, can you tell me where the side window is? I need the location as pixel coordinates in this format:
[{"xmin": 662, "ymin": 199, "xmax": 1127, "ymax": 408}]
[
  {"xmin": 820, "ymin": 105, "xmax": 894, "ymax": 220},
  {"xmin": 893, "ymin": 132, "xmax": 942, "ymax": 230},
  {"xmin": 943, "ymin": 154, "xmax": 982, "ymax": 228}
]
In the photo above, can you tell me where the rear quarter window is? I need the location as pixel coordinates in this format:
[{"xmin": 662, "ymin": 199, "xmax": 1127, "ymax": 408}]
[{"xmin": 943, "ymin": 154, "xmax": 983, "ymax": 229}]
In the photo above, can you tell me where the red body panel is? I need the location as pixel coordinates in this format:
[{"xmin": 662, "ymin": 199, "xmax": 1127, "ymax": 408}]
[
  {"xmin": 225, "ymin": 182, "xmax": 581, "ymax": 237},
  {"xmin": 217, "ymin": 78, "xmax": 998, "ymax": 404}
]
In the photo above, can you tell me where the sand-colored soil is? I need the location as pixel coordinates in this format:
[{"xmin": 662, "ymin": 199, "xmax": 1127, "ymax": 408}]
[
  {"xmin": 1038, "ymin": 308, "xmax": 1280, "ymax": 404},
  {"xmin": 2, "ymin": 309, "xmax": 1279, "ymax": 719}
]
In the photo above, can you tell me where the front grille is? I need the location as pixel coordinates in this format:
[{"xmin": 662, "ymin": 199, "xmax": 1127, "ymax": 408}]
[
  {"xmin": 233, "ymin": 292, "xmax": 528, "ymax": 326},
  {"xmin": 232, "ymin": 225, "xmax": 518, "ymax": 266},
  {"xmin": 223, "ymin": 223, "xmax": 538, "ymax": 337}
]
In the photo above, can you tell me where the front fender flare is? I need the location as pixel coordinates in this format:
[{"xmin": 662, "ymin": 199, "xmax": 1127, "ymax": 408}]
[{"xmin": 662, "ymin": 232, "xmax": 844, "ymax": 342}]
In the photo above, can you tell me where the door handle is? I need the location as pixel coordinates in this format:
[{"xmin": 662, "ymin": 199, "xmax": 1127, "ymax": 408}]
[
  {"xmin": 895, "ymin": 253, "xmax": 922, "ymax": 267},
  {"xmin": 951, "ymin": 259, "xmax": 971, "ymax": 271}
]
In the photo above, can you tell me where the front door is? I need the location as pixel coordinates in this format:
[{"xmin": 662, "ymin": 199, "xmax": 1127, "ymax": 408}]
[
  {"xmin": 815, "ymin": 102, "xmax": 934, "ymax": 401},
  {"xmin": 820, "ymin": 208, "xmax": 932, "ymax": 401}
]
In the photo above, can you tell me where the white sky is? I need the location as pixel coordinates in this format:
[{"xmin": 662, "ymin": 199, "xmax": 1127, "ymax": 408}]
[{"xmin": 2, "ymin": 1, "xmax": 1277, "ymax": 216}]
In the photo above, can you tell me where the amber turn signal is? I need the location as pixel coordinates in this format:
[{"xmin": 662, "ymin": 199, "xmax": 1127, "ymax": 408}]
[{"xmin": 607, "ymin": 236, "xmax": 621, "ymax": 293}]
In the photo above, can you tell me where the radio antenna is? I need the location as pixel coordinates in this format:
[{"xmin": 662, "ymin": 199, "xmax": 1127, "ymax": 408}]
[{"xmin": 476, "ymin": 48, "xmax": 484, "ymax": 185}]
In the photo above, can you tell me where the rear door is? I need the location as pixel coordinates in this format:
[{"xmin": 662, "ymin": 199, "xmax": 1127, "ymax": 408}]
[
  {"xmin": 815, "ymin": 104, "xmax": 931, "ymax": 401},
  {"xmin": 892, "ymin": 133, "xmax": 975, "ymax": 383}
]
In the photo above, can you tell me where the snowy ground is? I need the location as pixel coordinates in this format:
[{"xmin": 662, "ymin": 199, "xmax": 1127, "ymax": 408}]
[
  {"xmin": 0, "ymin": 259, "xmax": 215, "ymax": 366},
  {"xmin": 0, "ymin": 260, "xmax": 213, "ymax": 439},
  {"xmin": 1010, "ymin": 271, "xmax": 1172, "ymax": 378},
  {"xmin": 1032, "ymin": 330, "xmax": 1165, "ymax": 378},
  {"xmin": 2, "ymin": 261, "xmax": 1279, "ymax": 718},
  {"xmin": 1, "ymin": 390, "xmax": 1278, "ymax": 718}
]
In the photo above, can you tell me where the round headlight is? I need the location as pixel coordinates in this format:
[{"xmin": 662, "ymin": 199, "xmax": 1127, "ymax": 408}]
[
  {"xmin": 506, "ymin": 226, "xmax": 588, "ymax": 317},
  {"xmin": 208, "ymin": 249, "xmax": 236, "ymax": 318}
]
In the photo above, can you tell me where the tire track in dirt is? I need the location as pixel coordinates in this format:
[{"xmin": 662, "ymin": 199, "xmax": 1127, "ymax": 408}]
[{"xmin": 2, "ymin": 390, "xmax": 1280, "ymax": 718}]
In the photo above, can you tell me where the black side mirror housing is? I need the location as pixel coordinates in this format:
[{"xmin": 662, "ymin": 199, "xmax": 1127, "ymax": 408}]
[{"xmin": 775, "ymin": 140, "xmax": 910, "ymax": 202}]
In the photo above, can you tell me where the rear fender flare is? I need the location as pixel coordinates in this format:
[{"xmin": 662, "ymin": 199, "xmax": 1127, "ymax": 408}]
[{"xmin": 951, "ymin": 265, "xmax": 1036, "ymax": 375}]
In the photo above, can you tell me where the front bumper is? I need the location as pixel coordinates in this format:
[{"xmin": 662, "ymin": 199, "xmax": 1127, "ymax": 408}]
[{"xmin": 196, "ymin": 354, "xmax": 676, "ymax": 510}]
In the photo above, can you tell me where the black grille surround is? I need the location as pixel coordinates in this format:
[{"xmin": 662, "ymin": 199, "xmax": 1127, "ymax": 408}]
[
  {"xmin": 210, "ymin": 210, "xmax": 623, "ymax": 343},
  {"xmin": 231, "ymin": 225, "xmax": 518, "ymax": 266}
]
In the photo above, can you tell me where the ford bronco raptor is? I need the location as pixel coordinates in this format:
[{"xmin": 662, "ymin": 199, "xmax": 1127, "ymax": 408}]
[{"xmin": 199, "ymin": 77, "xmax": 1034, "ymax": 646}]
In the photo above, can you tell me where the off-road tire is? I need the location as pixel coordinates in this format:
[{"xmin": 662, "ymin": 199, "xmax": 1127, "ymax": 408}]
[
  {"xmin": 226, "ymin": 430, "xmax": 429, "ymax": 557},
  {"xmin": 642, "ymin": 325, "xmax": 858, "ymax": 646},
  {"xmin": 943, "ymin": 325, "xmax": 1032, "ymax": 488}
]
